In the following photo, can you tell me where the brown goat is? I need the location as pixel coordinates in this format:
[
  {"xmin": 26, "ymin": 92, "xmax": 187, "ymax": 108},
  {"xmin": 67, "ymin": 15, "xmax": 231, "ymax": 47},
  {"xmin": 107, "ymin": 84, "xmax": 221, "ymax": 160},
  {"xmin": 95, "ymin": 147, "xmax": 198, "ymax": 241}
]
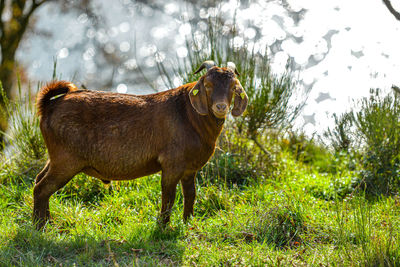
[{"xmin": 33, "ymin": 61, "xmax": 248, "ymax": 229}]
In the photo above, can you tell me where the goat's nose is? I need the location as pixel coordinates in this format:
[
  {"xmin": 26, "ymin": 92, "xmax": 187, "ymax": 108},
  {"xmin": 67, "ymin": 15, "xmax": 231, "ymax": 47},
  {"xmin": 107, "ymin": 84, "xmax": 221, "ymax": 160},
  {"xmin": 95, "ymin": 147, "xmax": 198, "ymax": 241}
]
[{"xmin": 216, "ymin": 103, "xmax": 227, "ymax": 112}]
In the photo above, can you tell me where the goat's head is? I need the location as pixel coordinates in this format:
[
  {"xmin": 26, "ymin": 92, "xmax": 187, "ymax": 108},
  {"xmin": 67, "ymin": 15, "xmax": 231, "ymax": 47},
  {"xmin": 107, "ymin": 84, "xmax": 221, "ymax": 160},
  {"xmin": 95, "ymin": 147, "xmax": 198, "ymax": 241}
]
[{"xmin": 189, "ymin": 60, "xmax": 248, "ymax": 119}]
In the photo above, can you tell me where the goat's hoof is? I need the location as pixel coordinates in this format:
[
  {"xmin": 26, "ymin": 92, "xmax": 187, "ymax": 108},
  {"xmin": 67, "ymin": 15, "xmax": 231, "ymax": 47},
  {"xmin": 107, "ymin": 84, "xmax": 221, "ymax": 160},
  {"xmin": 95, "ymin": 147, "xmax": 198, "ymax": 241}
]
[
  {"xmin": 183, "ymin": 213, "xmax": 193, "ymax": 223},
  {"xmin": 157, "ymin": 218, "xmax": 170, "ymax": 229},
  {"xmin": 33, "ymin": 216, "xmax": 49, "ymax": 230}
]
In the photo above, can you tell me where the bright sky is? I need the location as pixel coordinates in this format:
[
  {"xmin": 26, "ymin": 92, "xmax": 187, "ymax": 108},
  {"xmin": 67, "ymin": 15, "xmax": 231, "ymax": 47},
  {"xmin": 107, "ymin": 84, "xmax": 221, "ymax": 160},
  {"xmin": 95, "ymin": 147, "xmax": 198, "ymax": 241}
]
[{"xmin": 233, "ymin": 0, "xmax": 400, "ymax": 134}]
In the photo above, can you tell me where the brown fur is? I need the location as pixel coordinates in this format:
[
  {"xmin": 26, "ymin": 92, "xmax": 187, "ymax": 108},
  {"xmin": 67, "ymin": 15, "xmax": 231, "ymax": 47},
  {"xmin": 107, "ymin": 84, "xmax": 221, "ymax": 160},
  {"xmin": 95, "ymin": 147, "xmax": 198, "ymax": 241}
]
[
  {"xmin": 33, "ymin": 66, "xmax": 248, "ymax": 229},
  {"xmin": 36, "ymin": 81, "xmax": 77, "ymax": 117}
]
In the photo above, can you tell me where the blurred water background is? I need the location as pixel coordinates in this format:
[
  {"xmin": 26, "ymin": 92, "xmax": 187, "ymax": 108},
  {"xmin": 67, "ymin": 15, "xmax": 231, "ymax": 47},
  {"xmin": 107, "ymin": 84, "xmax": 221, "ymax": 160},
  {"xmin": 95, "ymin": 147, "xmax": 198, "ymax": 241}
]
[{"xmin": 16, "ymin": 0, "xmax": 400, "ymax": 134}]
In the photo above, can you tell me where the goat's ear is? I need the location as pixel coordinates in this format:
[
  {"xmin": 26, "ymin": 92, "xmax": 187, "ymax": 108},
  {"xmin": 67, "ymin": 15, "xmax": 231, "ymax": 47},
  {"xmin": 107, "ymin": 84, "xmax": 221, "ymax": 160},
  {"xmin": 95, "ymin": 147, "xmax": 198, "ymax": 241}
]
[
  {"xmin": 231, "ymin": 80, "xmax": 248, "ymax": 117},
  {"xmin": 189, "ymin": 80, "xmax": 208, "ymax": 115}
]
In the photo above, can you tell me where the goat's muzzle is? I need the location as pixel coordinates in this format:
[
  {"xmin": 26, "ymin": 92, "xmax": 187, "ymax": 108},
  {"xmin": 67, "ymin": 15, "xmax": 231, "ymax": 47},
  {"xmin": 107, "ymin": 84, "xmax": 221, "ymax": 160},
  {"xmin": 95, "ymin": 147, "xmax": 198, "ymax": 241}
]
[{"xmin": 212, "ymin": 102, "xmax": 229, "ymax": 118}]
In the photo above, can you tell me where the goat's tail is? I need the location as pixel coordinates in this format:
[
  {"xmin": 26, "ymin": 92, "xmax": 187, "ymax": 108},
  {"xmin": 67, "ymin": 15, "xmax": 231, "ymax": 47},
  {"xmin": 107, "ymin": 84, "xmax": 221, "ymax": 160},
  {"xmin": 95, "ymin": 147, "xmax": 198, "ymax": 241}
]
[{"xmin": 36, "ymin": 80, "xmax": 78, "ymax": 117}]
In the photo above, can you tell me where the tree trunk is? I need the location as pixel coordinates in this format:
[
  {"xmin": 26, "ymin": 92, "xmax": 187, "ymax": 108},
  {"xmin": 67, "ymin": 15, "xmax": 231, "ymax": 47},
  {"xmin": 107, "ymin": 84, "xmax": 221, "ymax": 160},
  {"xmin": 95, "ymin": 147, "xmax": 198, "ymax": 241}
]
[
  {"xmin": 0, "ymin": 0, "xmax": 47, "ymax": 147},
  {"xmin": 0, "ymin": 48, "xmax": 17, "ymax": 147},
  {"xmin": 0, "ymin": 52, "xmax": 16, "ymax": 99},
  {"xmin": 0, "ymin": 25, "xmax": 21, "ymax": 147}
]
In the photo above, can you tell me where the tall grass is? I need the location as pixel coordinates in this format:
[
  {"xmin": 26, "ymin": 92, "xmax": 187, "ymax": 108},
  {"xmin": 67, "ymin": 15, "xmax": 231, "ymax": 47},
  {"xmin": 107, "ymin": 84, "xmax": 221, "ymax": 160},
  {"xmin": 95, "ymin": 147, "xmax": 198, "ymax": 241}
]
[
  {"xmin": 0, "ymin": 80, "xmax": 46, "ymax": 182},
  {"xmin": 244, "ymin": 200, "xmax": 306, "ymax": 248}
]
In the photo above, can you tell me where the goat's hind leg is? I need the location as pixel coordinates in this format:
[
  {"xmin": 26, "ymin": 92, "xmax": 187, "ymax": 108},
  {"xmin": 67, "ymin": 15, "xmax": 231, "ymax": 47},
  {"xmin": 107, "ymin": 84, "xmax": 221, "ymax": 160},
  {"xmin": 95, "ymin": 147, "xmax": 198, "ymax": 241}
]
[{"xmin": 33, "ymin": 164, "xmax": 77, "ymax": 229}]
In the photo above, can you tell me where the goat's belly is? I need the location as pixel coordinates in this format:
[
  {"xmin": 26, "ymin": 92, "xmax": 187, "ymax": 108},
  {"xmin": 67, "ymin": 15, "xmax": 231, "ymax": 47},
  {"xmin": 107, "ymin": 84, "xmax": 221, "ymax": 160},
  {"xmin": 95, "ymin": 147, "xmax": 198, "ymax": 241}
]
[{"xmin": 82, "ymin": 159, "xmax": 161, "ymax": 181}]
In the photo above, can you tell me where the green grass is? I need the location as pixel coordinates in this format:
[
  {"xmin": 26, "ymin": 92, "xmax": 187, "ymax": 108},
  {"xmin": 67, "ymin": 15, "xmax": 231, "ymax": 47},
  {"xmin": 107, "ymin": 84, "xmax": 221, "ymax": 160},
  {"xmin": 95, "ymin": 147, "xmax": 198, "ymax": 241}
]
[
  {"xmin": 1, "ymin": 88, "xmax": 399, "ymax": 265},
  {"xmin": 1, "ymin": 151, "xmax": 399, "ymax": 266},
  {"xmin": 1, "ymin": 17, "xmax": 399, "ymax": 266}
]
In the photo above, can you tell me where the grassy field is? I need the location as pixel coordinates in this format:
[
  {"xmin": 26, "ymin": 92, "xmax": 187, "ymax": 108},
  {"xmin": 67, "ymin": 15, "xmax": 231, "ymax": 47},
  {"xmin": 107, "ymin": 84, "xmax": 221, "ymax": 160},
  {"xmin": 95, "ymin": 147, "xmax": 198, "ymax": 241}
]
[
  {"xmin": 1, "ymin": 141, "xmax": 399, "ymax": 266},
  {"xmin": 1, "ymin": 25, "xmax": 399, "ymax": 264}
]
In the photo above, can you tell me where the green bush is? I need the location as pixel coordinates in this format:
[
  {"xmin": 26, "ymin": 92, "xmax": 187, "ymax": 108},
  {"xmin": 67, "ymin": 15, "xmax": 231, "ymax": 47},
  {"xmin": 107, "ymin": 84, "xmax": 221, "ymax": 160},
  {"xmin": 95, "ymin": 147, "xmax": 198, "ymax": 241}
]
[
  {"xmin": 353, "ymin": 89, "xmax": 400, "ymax": 195},
  {"xmin": 280, "ymin": 130, "xmax": 352, "ymax": 174},
  {"xmin": 196, "ymin": 124, "xmax": 263, "ymax": 187},
  {"xmin": 327, "ymin": 88, "xmax": 400, "ymax": 195},
  {"xmin": 324, "ymin": 112, "xmax": 354, "ymax": 153},
  {"xmin": 197, "ymin": 150, "xmax": 255, "ymax": 187},
  {"xmin": 282, "ymin": 131, "xmax": 327, "ymax": 163},
  {"xmin": 195, "ymin": 121, "xmax": 281, "ymax": 187}
]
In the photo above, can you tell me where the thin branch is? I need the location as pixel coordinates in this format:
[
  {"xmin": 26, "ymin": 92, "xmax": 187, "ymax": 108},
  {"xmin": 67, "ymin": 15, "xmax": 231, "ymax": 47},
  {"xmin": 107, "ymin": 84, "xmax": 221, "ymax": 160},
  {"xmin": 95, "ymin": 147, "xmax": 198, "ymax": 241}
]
[
  {"xmin": 250, "ymin": 135, "xmax": 273, "ymax": 162},
  {"xmin": 0, "ymin": 0, "xmax": 6, "ymax": 40},
  {"xmin": 6, "ymin": 0, "xmax": 48, "ymax": 51},
  {"xmin": 0, "ymin": 0, "xmax": 5, "ymax": 22},
  {"xmin": 25, "ymin": 0, "xmax": 48, "ymax": 20},
  {"xmin": 382, "ymin": 0, "xmax": 400, "ymax": 21},
  {"xmin": 32, "ymin": 0, "xmax": 46, "ymax": 5}
]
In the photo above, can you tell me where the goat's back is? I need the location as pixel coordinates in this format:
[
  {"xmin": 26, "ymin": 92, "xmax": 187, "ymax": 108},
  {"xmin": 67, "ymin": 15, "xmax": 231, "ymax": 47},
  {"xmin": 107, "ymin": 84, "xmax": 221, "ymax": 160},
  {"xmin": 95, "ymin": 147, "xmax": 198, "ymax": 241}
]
[{"xmin": 40, "ymin": 88, "xmax": 201, "ymax": 179}]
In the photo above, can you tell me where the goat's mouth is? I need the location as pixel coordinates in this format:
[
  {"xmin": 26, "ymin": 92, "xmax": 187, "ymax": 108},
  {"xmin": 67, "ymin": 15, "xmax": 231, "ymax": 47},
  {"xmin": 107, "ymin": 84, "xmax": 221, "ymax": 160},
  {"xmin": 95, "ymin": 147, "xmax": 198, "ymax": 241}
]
[
  {"xmin": 211, "ymin": 102, "xmax": 229, "ymax": 119},
  {"xmin": 212, "ymin": 110, "xmax": 228, "ymax": 119}
]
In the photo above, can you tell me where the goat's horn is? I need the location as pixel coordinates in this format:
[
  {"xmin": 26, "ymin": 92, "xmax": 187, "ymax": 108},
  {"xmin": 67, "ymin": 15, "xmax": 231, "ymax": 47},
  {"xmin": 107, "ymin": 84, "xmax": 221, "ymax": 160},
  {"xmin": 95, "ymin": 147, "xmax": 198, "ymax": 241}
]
[
  {"xmin": 227, "ymin": 62, "xmax": 240, "ymax": 76},
  {"xmin": 194, "ymin": 60, "xmax": 217, "ymax": 74}
]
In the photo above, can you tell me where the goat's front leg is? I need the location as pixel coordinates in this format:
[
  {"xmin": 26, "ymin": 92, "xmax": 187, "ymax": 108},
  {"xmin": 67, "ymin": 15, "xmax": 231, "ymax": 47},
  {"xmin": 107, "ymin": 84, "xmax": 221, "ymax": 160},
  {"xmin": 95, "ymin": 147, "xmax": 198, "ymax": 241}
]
[
  {"xmin": 159, "ymin": 170, "xmax": 181, "ymax": 226},
  {"xmin": 181, "ymin": 172, "xmax": 196, "ymax": 221}
]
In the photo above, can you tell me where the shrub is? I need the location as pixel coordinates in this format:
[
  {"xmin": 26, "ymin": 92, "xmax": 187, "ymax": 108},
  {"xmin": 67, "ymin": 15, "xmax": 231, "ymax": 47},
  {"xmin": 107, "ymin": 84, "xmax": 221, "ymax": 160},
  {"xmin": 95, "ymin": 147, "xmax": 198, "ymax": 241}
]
[
  {"xmin": 197, "ymin": 150, "xmax": 255, "ymax": 187},
  {"xmin": 325, "ymin": 88, "xmax": 400, "ymax": 195},
  {"xmin": 353, "ymin": 89, "xmax": 400, "ymax": 195},
  {"xmin": 196, "ymin": 123, "xmax": 263, "ymax": 187},
  {"xmin": 281, "ymin": 130, "xmax": 346, "ymax": 174},
  {"xmin": 324, "ymin": 112, "xmax": 354, "ymax": 153},
  {"xmin": 282, "ymin": 131, "xmax": 323, "ymax": 163}
]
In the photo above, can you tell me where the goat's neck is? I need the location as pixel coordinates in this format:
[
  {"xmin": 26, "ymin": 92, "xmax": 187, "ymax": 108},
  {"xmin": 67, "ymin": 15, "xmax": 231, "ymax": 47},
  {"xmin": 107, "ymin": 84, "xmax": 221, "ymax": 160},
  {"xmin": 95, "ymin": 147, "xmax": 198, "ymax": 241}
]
[{"xmin": 186, "ymin": 103, "xmax": 224, "ymax": 146}]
